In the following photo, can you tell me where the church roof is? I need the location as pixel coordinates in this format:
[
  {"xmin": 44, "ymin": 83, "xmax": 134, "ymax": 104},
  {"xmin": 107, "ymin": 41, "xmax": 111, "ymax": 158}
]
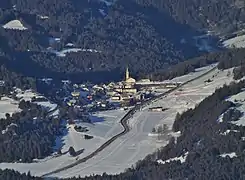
[{"xmin": 126, "ymin": 77, "xmax": 136, "ymax": 83}]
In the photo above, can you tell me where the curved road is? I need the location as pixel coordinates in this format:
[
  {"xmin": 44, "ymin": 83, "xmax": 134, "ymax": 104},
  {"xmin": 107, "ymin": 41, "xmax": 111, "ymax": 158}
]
[{"xmin": 42, "ymin": 66, "xmax": 217, "ymax": 177}]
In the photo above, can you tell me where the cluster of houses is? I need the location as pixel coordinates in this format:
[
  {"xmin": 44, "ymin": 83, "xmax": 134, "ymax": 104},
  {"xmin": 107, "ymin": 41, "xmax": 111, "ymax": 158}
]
[{"xmin": 58, "ymin": 67, "xmax": 181, "ymax": 112}]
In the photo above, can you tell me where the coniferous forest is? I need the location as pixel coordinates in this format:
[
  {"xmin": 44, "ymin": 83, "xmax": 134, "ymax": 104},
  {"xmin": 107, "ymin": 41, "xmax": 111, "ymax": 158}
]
[
  {"xmin": 1, "ymin": 0, "xmax": 245, "ymax": 180},
  {"xmin": 2, "ymin": 76, "xmax": 245, "ymax": 180}
]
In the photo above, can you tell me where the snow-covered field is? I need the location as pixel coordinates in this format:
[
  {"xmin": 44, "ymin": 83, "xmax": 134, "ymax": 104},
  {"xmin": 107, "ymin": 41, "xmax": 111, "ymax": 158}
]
[
  {"xmin": 222, "ymin": 34, "xmax": 245, "ymax": 48},
  {"xmin": 226, "ymin": 90, "xmax": 245, "ymax": 126},
  {"xmin": 168, "ymin": 63, "xmax": 217, "ymax": 83},
  {"xmin": 0, "ymin": 97, "xmax": 20, "ymax": 119},
  {"xmin": 0, "ymin": 88, "xmax": 59, "ymax": 119},
  {"xmin": 50, "ymin": 67, "xmax": 233, "ymax": 178},
  {"xmin": 136, "ymin": 63, "xmax": 216, "ymax": 88},
  {"xmin": 15, "ymin": 89, "xmax": 38, "ymax": 101},
  {"xmin": 0, "ymin": 65, "xmax": 236, "ymax": 178},
  {"xmin": 2, "ymin": 20, "xmax": 27, "ymax": 30},
  {"xmin": 57, "ymin": 109, "xmax": 127, "ymax": 157},
  {"xmin": 15, "ymin": 89, "xmax": 58, "ymax": 114},
  {"xmin": 0, "ymin": 109, "xmax": 127, "ymax": 176}
]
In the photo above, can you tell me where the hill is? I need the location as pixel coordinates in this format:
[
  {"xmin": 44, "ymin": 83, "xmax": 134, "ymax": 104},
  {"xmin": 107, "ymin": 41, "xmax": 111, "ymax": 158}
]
[{"xmin": 0, "ymin": 0, "xmax": 218, "ymax": 83}]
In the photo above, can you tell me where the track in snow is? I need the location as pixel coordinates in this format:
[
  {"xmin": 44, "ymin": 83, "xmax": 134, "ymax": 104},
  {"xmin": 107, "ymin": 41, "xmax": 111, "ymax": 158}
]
[{"xmin": 41, "ymin": 66, "xmax": 217, "ymax": 177}]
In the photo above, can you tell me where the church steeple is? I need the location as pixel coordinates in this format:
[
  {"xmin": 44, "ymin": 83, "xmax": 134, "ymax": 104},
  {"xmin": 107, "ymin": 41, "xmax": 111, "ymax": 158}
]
[{"xmin": 125, "ymin": 66, "xmax": 129, "ymax": 80}]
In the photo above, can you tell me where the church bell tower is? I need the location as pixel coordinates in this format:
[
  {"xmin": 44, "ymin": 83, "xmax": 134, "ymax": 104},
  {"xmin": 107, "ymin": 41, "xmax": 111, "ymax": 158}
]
[{"xmin": 125, "ymin": 66, "xmax": 129, "ymax": 81}]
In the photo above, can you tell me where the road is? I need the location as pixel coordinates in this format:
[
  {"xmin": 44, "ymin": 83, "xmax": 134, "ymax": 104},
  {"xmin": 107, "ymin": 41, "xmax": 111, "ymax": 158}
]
[{"xmin": 41, "ymin": 66, "xmax": 217, "ymax": 177}]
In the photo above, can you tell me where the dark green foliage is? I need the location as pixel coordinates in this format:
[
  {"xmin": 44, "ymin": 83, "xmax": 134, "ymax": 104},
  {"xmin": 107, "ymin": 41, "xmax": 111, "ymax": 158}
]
[
  {"xmin": 0, "ymin": 169, "xmax": 42, "ymax": 180},
  {"xmin": 0, "ymin": 0, "xmax": 207, "ymax": 83},
  {"xmin": 233, "ymin": 65, "xmax": 245, "ymax": 80},
  {"xmin": 0, "ymin": 100, "xmax": 63, "ymax": 162},
  {"xmin": 133, "ymin": 0, "xmax": 245, "ymax": 35},
  {"xmin": 68, "ymin": 146, "xmax": 76, "ymax": 157},
  {"xmin": 223, "ymin": 108, "xmax": 243, "ymax": 122},
  {"xmin": 151, "ymin": 48, "xmax": 245, "ymax": 81},
  {"xmin": 0, "ymin": 60, "xmax": 36, "ymax": 95}
]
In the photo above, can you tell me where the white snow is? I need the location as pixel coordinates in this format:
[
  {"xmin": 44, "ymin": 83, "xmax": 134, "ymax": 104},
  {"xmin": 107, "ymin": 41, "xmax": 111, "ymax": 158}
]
[
  {"xmin": 15, "ymin": 89, "xmax": 58, "ymax": 115},
  {"xmin": 222, "ymin": 34, "xmax": 245, "ymax": 48},
  {"xmin": 0, "ymin": 109, "xmax": 128, "ymax": 176},
  {"xmin": 217, "ymin": 113, "xmax": 224, "ymax": 123},
  {"xmin": 0, "ymin": 97, "xmax": 21, "ymax": 119},
  {"xmin": 50, "ymin": 48, "xmax": 102, "ymax": 57},
  {"xmin": 99, "ymin": 9, "xmax": 106, "ymax": 16},
  {"xmin": 38, "ymin": 15, "xmax": 49, "ymax": 20},
  {"xmin": 3, "ymin": 20, "xmax": 27, "ymax": 30},
  {"xmin": 35, "ymin": 101, "xmax": 57, "ymax": 111},
  {"xmin": 157, "ymin": 152, "xmax": 189, "ymax": 164},
  {"xmin": 136, "ymin": 63, "xmax": 217, "ymax": 86},
  {"xmin": 220, "ymin": 129, "xmax": 239, "ymax": 135},
  {"xmin": 220, "ymin": 152, "xmax": 237, "ymax": 158},
  {"xmin": 2, "ymin": 123, "xmax": 18, "ymax": 135},
  {"xmin": 15, "ymin": 89, "xmax": 37, "ymax": 101},
  {"xmin": 225, "ymin": 90, "xmax": 245, "ymax": 126},
  {"xmin": 0, "ymin": 89, "xmax": 57, "ymax": 119},
  {"xmin": 0, "ymin": 65, "xmax": 237, "ymax": 178},
  {"xmin": 99, "ymin": 0, "xmax": 114, "ymax": 6},
  {"xmin": 168, "ymin": 63, "xmax": 218, "ymax": 83},
  {"xmin": 47, "ymin": 66, "xmax": 234, "ymax": 178}
]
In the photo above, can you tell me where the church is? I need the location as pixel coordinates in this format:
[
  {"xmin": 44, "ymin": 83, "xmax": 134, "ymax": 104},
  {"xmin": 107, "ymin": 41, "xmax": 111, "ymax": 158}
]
[{"xmin": 114, "ymin": 67, "xmax": 137, "ymax": 94}]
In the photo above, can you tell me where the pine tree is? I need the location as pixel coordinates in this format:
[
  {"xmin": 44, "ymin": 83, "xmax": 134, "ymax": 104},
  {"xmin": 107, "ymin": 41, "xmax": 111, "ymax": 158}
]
[{"xmin": 68, "ymin": 146, "xmax": 76, "ymax": 156}]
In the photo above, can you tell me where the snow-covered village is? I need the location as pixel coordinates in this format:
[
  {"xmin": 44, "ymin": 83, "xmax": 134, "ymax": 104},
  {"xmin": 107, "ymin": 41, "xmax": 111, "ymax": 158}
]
[
  {"xmin": 0, "ymin": 60, "xmax": 243, "ymax": 178},
  {"xmin": 2, "ymin": 1, "xmax": 245, "ymax": 180}
]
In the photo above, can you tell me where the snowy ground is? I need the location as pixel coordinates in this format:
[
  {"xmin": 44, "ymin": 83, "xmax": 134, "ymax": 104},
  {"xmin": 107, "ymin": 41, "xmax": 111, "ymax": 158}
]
[
  {"xmin": 167, "ymin": 63, "xmax": 217, "ymax": 83},
  {"xmin": 0, "ymin": 66, "xmax": 236, "ymax": 178},
  {"xmin": 15, "ymin": 89, "xmax": 38, "ymax": 101},
  {"xmin": 222, "ymin": 34, "xmax": 245, "ymax": 48},
  {"xmin": 2, "ymin": 20, "xmax": 27, "ymax": 30},
  {"xmin": 0, "ymin": 109, "xmax": 127, "ymax": 176},
  {"xmin": 157, "ymin": 152, "xmax": 189, "ymax": 165},
  {"xmin": 0, "ymin": 97, "xmax": 20, "ymax": 119},
  {"xmin": 49, "ymin": 67, "xmax": 233, "ymax": 178},
  {"xmin": 217, "ymin": 85, "xmax": 245, "ymax": 127},
  {"xmin": 57, "ymin": 109, "xmax": 127, "ymax": 157},
  {"xmin": 0, "ymin": 89, "xmax": 58, "ymax": 119},
  {"xmin": 15, "ymin": 89, "xmax": 58, "ymax": 115},
  {"xmin": 136, "ymin": 63, "xmax": 216, "ymax": 89},
  {"xmin": 49, "ymin": 48, "xmax": 101, "ymax": 57}
]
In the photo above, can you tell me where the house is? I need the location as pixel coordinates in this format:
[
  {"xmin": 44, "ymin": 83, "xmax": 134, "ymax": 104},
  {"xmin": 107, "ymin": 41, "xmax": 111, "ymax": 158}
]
[
  {"xmin": 71, "ymin": 91, "xmax": 80, "ymax": 97},
  {"xmin": 111, "ymin": 94, "xmax": 121, "ymax": 101}
]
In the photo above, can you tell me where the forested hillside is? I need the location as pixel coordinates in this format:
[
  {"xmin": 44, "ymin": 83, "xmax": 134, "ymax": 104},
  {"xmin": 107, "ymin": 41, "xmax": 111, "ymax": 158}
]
[
  {"xmin": 0, "ymin": 99, "xmax": 64, "ymax": 163},
  {"xmin": 0, "ymin": 0, "xmax": 217, "ymax": 83},
  {"xmin": 134, "ymin": 0, "xmax": 245, "ymax": 35},
  {"xmin": 2, "ymin": 0, "xmax": 245, "ymax": 179},
  {"xmin": 2, "ymin": 71, "xmax": 245, "ymax": 180},
  {"xmin": 0, "ymin": 59, "xmax": 36, "ymax": 95}
]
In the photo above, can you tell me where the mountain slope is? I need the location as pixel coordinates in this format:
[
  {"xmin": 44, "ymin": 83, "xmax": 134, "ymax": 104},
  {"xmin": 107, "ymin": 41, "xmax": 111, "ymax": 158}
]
[
  {"xmin": 0, "ymin": 0, "xmax": 209, "ymax": 83},
  {"xmin": 133, "ymin": 0, "xmax": 245, "ymax": 36}
]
